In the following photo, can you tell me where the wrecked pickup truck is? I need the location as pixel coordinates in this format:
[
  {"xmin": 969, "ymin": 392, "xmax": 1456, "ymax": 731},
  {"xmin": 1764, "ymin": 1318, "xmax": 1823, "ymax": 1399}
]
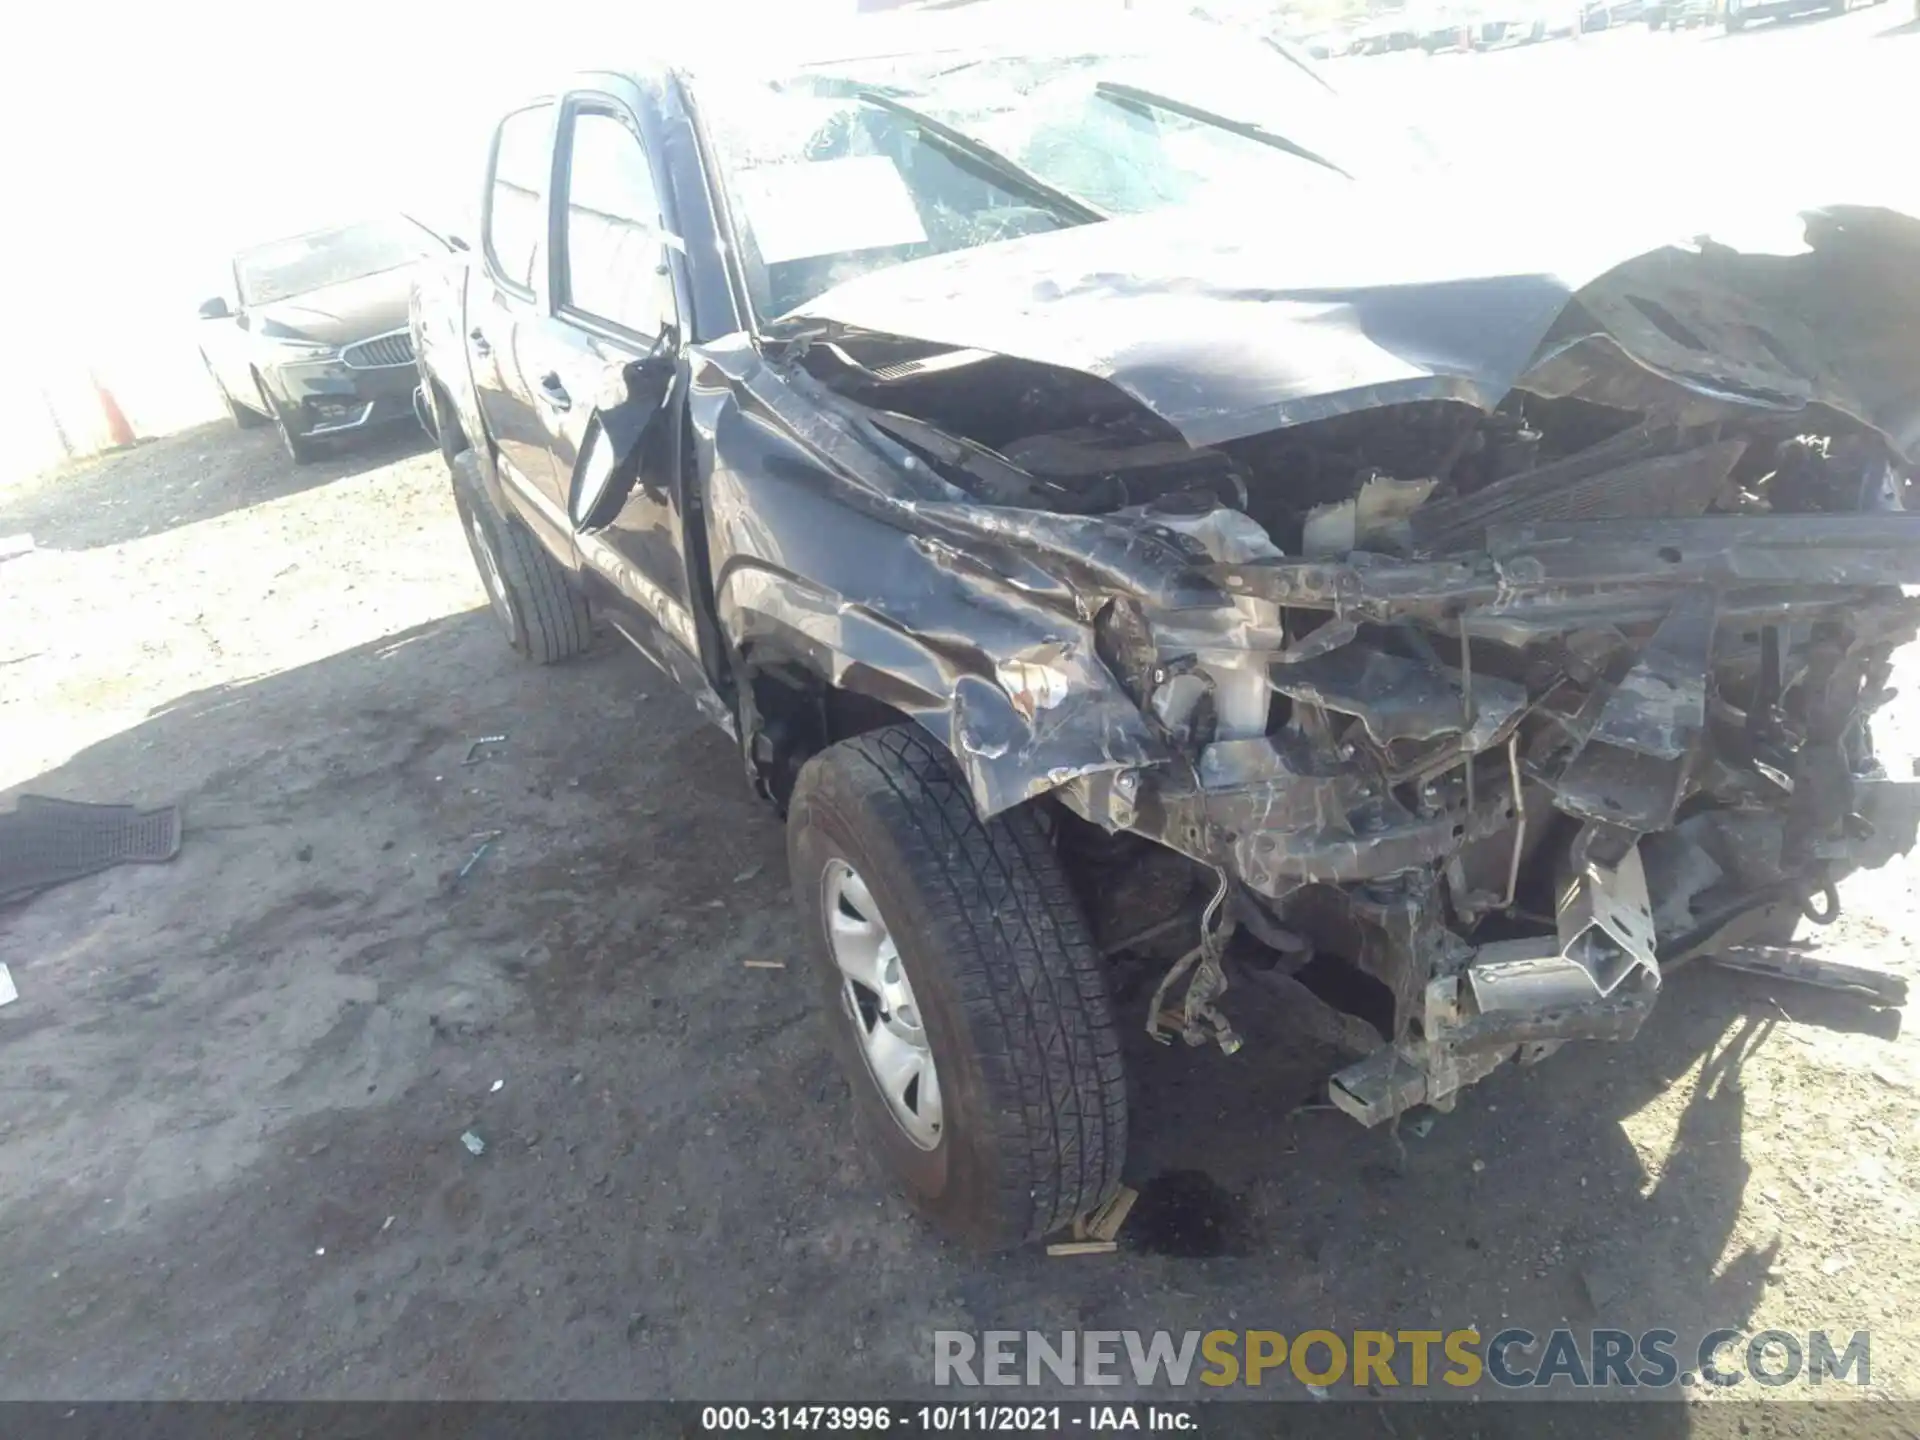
[{"xmin": 411, "ymin": 11, "xmax": 1920, "ymax": 1248}]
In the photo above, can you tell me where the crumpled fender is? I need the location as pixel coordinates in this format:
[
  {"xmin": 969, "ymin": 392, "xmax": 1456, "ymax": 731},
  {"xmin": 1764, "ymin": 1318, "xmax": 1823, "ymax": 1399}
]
[
  {"xmin": 716, "ymin": 560, "xmax": 1167, "ymax": 818},
  {"xmin": 694, "ymin": 333, "xmax": 1172, "ymax": 817}
]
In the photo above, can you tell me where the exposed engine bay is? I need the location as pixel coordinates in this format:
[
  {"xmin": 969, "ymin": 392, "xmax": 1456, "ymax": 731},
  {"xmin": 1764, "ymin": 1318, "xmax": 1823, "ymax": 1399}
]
[{"xmin": 780, "ymin": 220, "xmax": 1920, "ymax": 1125}]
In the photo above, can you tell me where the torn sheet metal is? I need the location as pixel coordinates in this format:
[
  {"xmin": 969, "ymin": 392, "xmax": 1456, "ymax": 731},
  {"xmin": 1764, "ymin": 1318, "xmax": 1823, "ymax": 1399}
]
[
  {"xmin": 1148, "ymin": 734, "xmax": 1518, "ymax": 894},
  {"xmin": 1553, "ymin": 843, "xmax": 1660, "ymax": 997},
  {"xmin": 1553, "ymin": 589, "xmax": 1716, "ymax": 832},
  {"xmin": 1327, "ymin": 965, "xmax": 1658, "ymax": 1125},
  {"xmin": 1327, "ymin": 840, "xmax": 1660, "ymax": 1126},
  {"xmin": 719, "ymin": 559, "xmax": 1167, "ymax": 819},
  {"xmin": 1268, "ymin": 645, "xmax": 1527, "ymax": 750}
]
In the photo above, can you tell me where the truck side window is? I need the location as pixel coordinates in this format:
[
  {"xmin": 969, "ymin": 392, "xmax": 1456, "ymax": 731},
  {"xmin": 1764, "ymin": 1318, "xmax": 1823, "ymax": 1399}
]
[
  {"xmin": 559, "ymin": 108, "xmax": 675, "ymax": 341},
  {"xmin": 487, "ymin": 104, "xmax": 553, "ymax": 293}
]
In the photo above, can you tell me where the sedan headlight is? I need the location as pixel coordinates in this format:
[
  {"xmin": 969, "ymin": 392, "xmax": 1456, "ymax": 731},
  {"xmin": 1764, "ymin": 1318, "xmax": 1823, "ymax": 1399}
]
[{"xmin": 270, "ymin": 339, "xmax": 343, "ymax": 365}]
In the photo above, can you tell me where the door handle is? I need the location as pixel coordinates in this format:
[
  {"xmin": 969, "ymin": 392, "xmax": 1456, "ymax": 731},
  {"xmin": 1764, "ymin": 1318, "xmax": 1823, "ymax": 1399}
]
[
  {"xmin": 537, "ymin": 372, "xmax": 572, "ymax": 412},
  {"xmin": 468, "ymin": 326, "xmax": 492, "ymax": 358}
]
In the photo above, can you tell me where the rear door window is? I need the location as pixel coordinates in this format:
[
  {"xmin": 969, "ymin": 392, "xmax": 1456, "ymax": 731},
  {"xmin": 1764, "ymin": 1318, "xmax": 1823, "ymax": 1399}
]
[{"xmin": 486, "ymin": 104, "xmax": 554, "ymax": 293}]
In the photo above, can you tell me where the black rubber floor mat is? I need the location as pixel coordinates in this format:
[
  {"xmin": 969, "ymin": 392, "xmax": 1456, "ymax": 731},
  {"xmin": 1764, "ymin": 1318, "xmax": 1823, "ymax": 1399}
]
[{"xmin": 0, "ymin": 795, "xmax": 182, "ymax": 906}]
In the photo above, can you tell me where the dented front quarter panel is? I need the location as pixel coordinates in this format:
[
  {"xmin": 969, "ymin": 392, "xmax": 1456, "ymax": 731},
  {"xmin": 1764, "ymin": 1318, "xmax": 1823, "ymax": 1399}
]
[{"xmin": 689, "ymin": 336, "xmax": 1169, "ymax": 817}]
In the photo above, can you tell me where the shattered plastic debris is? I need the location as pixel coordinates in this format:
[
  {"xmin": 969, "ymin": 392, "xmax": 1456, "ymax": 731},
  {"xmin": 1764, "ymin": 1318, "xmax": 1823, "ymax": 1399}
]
[
  {"xmin": 462, "ymin": 735, "xmax": 509, "ymax": 765},
  {"xmin": 1821, "ymin": 1254, "xmax": 1854, "ymax": 1277},
  {"xmin": 489, "ymin": 1079, "xmax": 504, "ymax": 1093},
  {"xmin": 743, "ymin": 959, "xmax": 786, "ymax": 969},
  {"xmin": 1045, "ymin": 1240, "xmax": 1118, "ymax": 1257},
  {"xmin": 0, "ymin": 964, "xmax": 16, "ymax": 1007},
  {"xmin": 456, "ymin": 832, "xmax": 504, "ymax": 884},
  {"xmin": 460, "ymin": 1131, "xmax": 486, "ymax": 1156}
]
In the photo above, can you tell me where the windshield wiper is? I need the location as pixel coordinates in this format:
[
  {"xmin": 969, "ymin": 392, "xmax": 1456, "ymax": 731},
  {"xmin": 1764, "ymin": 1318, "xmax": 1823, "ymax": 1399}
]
[
  {"xmin": 1093, "ymin": 80, "xmax": 1353, "ymax": 180},
  {"xmin": 1258, "ymin": 35, "xmax": 1338, "ymax": 93},
  {"xmin": 854, "ymin": 90, "xmax": 1106, "ymax": 226}
]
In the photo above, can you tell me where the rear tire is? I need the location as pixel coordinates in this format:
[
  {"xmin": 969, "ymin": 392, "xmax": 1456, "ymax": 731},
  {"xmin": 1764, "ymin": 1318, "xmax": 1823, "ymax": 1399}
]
[
  {"xmin": 788, "ymin": 724, "xmax": 1128, "ymax": 1249},
  {"xmin": 450, "ymin": 450, "xmax": 592, "ymax": 664}
]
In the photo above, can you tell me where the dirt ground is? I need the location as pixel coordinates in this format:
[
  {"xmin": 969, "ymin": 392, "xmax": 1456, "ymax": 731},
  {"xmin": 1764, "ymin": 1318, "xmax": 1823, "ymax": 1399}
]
[{"xmin": 2, "ymin": 411, "xmax": 1917, "ymax": 1420}]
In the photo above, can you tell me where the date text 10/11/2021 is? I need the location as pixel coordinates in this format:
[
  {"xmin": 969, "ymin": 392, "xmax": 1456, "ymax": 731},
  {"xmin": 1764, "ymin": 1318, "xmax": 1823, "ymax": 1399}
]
[{"xmin": 699, "ymin": 1405, "xmax": 1195, "ymax": 1432}]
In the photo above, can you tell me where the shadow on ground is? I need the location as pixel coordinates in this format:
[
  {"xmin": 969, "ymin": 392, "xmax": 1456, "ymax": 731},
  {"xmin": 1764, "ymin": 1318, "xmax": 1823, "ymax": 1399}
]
[
  {"xmin": 0, "ymin": 595, "xmax": 1889, "ymax": 1414},
  {"xmin": 0, "ymin": 422, "xmax": 431, "ymax": 553}
]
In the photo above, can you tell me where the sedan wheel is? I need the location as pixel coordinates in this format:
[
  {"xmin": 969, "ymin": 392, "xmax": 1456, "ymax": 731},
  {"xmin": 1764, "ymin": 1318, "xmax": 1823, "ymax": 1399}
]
[
  {"xmin": 205, "ymin": 359, "xmax": 265, "ymax": 430},
  {"xmin": 268, "ymin": 394, "xmax": 318, "ymax": 465}
]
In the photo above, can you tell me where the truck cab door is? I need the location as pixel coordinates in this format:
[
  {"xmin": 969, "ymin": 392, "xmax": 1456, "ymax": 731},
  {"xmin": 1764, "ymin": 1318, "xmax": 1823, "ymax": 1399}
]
[
  {"xmin": 532, "ymin": 93, "xmax": 707, "ymax": 685},
  {"xmin": 470, "ymin": 100, "xmax": 568, "ymax": 548}
]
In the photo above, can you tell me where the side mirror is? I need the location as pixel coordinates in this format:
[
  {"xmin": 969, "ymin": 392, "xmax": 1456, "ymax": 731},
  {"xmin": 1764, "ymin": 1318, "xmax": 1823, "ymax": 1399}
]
[
  {"xmin": 570, "ymin": 353, "xmax": 678, "ymax": 526},
  {"xmin": 601, "ymin": 351, "xmax": 676, "ymax": 459},
  {"xmin": 198, "ymin": 296, "xmax": 233, "ymax": 320}
]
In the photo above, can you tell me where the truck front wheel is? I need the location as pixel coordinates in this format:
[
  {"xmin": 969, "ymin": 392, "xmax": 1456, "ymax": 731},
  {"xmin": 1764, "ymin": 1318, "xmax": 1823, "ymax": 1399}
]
[{"xmin": 787, "ymin": 724, "xmax": 1128, "ymax": 1248}]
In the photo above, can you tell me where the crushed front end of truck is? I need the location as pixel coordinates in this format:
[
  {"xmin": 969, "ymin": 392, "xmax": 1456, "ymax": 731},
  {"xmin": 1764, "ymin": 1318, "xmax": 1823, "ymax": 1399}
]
[
  {"xmin": 1059, "ymin": 504, "xmax": 1919, "ymax": 1122},
  {"xmin": 761, "ymin": 201, "xmax": 1920, "ymax": 1122}
]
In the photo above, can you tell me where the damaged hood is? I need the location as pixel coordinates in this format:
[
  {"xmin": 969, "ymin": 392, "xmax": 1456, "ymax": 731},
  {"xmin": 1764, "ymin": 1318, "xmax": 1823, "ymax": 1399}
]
[{"xmin": 792, "ymin": 190, "xmax": 1920, "ymax": 458}]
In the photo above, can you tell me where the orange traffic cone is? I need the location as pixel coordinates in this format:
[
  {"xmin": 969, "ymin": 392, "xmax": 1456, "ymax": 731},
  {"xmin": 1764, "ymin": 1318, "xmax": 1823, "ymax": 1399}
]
[{"xmin": 90, "ymin": 371, "xmax": 135, "ymax": 448}]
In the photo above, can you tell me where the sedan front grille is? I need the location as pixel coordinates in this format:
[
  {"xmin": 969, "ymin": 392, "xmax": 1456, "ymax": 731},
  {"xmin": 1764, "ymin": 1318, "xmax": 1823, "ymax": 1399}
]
[{"xmin": 341, "ymin": 331, "xmax": 415, "ymax": 369}]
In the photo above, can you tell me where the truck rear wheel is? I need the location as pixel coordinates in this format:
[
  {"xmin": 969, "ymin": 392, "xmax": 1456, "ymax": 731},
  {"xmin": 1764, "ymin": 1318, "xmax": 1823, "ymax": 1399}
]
[
  {"xmin": 450, "ymin": 451, "xmax": 592, "ymax": 664},
  {"xmin": 787, "ymin": 724, "xmax": 1128, "ymax": 1248}
]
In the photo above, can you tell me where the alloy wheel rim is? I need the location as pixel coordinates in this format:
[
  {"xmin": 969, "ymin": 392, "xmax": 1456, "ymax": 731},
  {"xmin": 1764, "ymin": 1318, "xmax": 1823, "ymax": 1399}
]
[{"xmin": 822, "ymin": 858, "xmax": 943, "ymax": 1150}]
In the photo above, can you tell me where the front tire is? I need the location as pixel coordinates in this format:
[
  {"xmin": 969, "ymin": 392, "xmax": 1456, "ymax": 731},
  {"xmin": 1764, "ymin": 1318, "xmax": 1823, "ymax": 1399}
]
[
  {"xmin": 265, "ymin": 388, "xmax": 318, "ymax": 465},
  {"xmin": 449, "ymin": 450, "xmax": 592, "ymax": 663},
  {"xmin": 205, "ymin": 361, "xmax": 267, "ymax": 430},
  {"xmin": 788, "ymin": 724, "xmax": 1127, "ymax": 1249}
]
